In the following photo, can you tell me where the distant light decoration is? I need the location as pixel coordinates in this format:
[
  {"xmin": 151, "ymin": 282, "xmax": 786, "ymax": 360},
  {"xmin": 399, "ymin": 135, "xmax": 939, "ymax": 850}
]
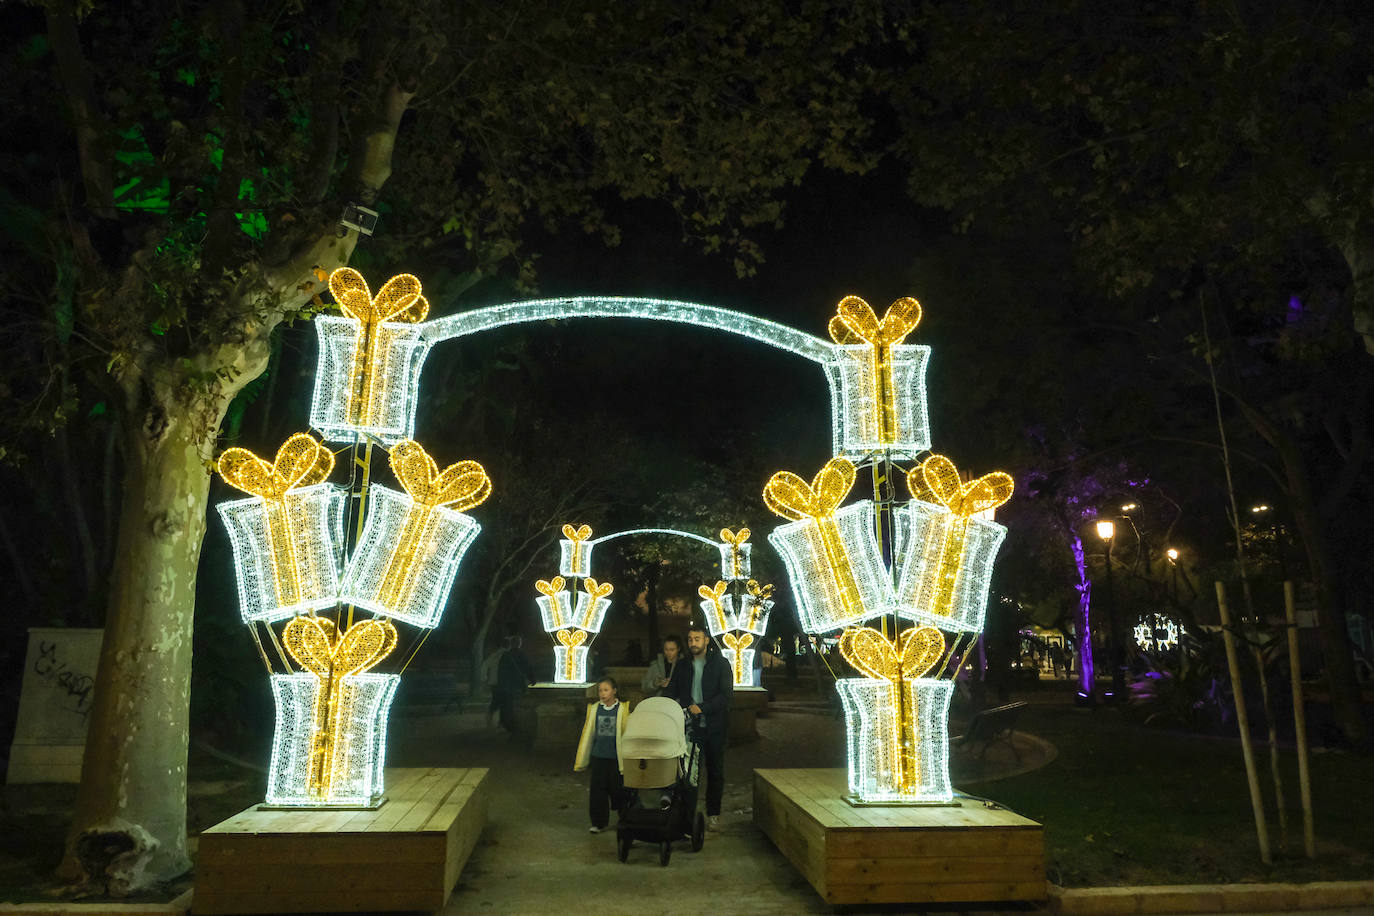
[
  {"xmin": 559, "ymin": 524, "xmax": 595, "ymax": 577},
  {"xmin": 1134, "ymin": 614, "xmax": 1183, "ymax": 652},
  {"xmin": 216, "ymin": 434, "xmax": 345, "ymax": 622},
  {"xmin": 539, "ymin": 576, "xmax": 613, "ymax": 684},
  {"xmin": 729, "ymin": 580, "xmax": 775, "ymax": 635},
  {"xmin": 837, "ymin": 625, "xmax": 952, "ymax": 802},
  {"xmin": 891, "ymin": 457, "xmax": 1012, "ymax": 633},
  {"xmin": 718, "ymin": 527, "xmax": 753, "ymax": 580},
  {"xmin": 340, "ymin": 441, "xmax": 490, "ymax": 627},
  {"xmin": 534, "ymin": 577, "xmax": 572, "ymax": 631},
  {"xmin": 554, "ymin": 628, "xmax": 590, "ymax": 683},
  {"xmin": 577, "ymin": 578, "xmax": 614, "ymax": 630},
  {"xmin": 310, "ymin": 270, "xmax": 432, "ymax": 445},
  {"xmin": 765, "ymin": 458, "xmax": 894, "ymax": 631},
  {"xmin": 827, "ymin": 296, "xmax": 930, "ymax": 456}
]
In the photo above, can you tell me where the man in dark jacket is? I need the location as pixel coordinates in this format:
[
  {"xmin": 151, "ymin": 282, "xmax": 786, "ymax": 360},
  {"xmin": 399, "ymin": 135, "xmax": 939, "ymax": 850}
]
[{"xmin": 666, "ymin": 624, "xmax": 733, "ymax": 829}]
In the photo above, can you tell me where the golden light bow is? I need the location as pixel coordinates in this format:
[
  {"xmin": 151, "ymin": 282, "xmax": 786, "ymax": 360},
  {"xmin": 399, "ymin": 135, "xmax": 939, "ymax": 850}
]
[
  {"xmin": 764, "ymin": 457, "xmax": 864, "ymax": 621},
  {"xmin": 839, "ymin": 625, "xmax": 944, "ymax": 795},
  {"xmin": 828, "ymin": 295, "xmax": 921, "ymax": 444},
  {"xmin": 282, "ymin": 615, "xmax": 398, "ymax": 797},
  {"xmin": 217, "ymin": 433, "xmax": 336, "ymax": 608},
  {"xmin": 375, "ymin": 440, "xmax": 491, "ymax": 612},
  {"xmin": 902, "ymin": 455, "xmax": 1013, "ymax": 619},
  {"xmin": 329, "ymin": 269, "xmax": 430, "ymax": 428}
]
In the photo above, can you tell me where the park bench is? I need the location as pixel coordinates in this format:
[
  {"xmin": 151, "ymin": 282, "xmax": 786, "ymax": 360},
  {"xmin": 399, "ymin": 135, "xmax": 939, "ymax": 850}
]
[{"xmin": 952, "ymin": 701, "xmax": 1027, "ymax": 763}]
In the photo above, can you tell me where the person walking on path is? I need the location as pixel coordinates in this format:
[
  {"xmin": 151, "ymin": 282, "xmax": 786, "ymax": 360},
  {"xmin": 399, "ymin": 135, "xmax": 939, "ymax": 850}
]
[
  {"xmin": 480, "ymin": 637, "xmax": 509, "ymax": 727},
  {"xmin": 574, "ymin": 676, "xmax": 629, "ymax": 833},
  {"xmin": 495, "ymin": 635, "xmax": 535, "ymax": 732},
  {"xmin": 666, "ymin": 624, "xmax": 732, "ymax": 830},
  {"xmin": 640, "ymin": 633, "xmax": 684, "ymax": 696}
]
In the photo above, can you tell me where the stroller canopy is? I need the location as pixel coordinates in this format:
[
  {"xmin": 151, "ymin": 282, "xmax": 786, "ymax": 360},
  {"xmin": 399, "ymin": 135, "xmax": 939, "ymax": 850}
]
[{"xmin": 622, "ymin": 697, "xmax": 688, "ymax": 759}]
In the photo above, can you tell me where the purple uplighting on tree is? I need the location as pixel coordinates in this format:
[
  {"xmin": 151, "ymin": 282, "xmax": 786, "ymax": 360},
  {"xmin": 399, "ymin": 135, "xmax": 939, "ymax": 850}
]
[{"xmin": 1069, "ymin": 532, "xmax": 1095, "ymax": 699}]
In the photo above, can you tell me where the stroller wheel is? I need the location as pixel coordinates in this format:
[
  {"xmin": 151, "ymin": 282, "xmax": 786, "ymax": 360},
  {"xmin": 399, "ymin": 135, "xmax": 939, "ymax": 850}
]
[
  {"xmin": 691, "ymin": 812, "xmax": 705, "ymax": 851},
  {"xmin": 659, "ymin": 840, "xmax": 671, "ymax": 866},
  {"xmin": 617, "ymin": 833, "xmax": 631, "ymax": 863}
]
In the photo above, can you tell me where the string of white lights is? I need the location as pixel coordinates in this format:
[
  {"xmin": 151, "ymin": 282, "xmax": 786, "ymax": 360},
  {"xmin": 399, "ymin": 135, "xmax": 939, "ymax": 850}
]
[
  {"xmin": 768, "ymin": 499, "xmax": 895, "ymax": 632},
  {"xmin": 892, "ymin": 501, "xmax": 1007, "ymax": 633},
  {"xmin": 836, "ymin": 678, "xmax": 954, "ymax": 803},
  {"xmin": 310, "ymin": 317, "xmax": 431, "ymax": 445}
]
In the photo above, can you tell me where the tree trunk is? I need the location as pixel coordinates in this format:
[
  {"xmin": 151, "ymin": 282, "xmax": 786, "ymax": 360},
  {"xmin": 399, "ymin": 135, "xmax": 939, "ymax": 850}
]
[{"xmin": 58, "ymin": 384, "xmax": 225, "ymax": 891}]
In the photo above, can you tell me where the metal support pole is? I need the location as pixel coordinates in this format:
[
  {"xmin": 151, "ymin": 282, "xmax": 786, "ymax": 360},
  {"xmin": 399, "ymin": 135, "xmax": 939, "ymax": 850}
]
[
  {"xmin": 1216, "ymin": 580, "xmax": 1272, "ymax": 864},
  {"xmin": 1284, "ymin": 581, "xmax": 1316, "ymax": 858}
]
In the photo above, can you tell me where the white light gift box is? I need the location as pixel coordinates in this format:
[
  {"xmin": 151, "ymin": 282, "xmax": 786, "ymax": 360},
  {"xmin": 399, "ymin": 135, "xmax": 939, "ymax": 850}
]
[
  {"xmin": 836, "ymin": 677, "xmax": 954, "ymax": 803},
  {"xmin": 339, "ymin": 441, "xmax": 491, "ymax": 628},
  {"xmin": 534, "ymin": 578, "xmax": 573, "ymax": 632},
  {"xmin": 558, "ymin": 523, "xmax": 595, "ymax": 577},
  {"xmin": 720, "ymin": 632, "xmax": 757, "ymax": 687},
  {"xmin": 216, "ymin": 434, "xmax": 346, "ymax": 624},
  {"xmin": 766, "ymin": 497, "xmax": 893, "ymax": 633},
  {"xmin": 826, "ymin": 296, "xmax": 930, "ymax": 460},
  {"xmin": 698, "ymin": 582, "xmax": 731, "ymax": 636},
  {"xmin": 725, "ymin": 590, "xmax": 774, "ymax": 636},
  {"xmin": 266, "ymin": 672, "xmax": 400, "ymax": 806},
  {"xmin": 309, "ymin": 269, "xmax": 433, "ymax": 446},
  {"xmin": 893, "ymin": 455, "xmax": 1015, "ymax": 633},
  {"xmin": 718, "ymin": 528, "xmax": 753, "ymax": 580},
  {"xmin": 552, "ymin": 630, "xmax": 591, "ymax": 684}
]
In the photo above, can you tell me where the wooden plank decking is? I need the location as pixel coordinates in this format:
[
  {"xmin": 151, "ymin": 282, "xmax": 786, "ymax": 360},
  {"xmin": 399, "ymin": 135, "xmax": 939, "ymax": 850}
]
[
  {"xmin": 195, "ymin": 767, "xmax": 488, "ymax": 914},
  {"xmin": 754, "ymin": 768, "xmax": 1045, "ymax": 906}
]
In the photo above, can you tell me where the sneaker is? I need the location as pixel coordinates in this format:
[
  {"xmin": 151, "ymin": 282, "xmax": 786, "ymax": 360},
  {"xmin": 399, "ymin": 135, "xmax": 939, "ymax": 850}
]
[
  {"xmin": 589, "ymin": 826, "xmax": 602, "ymax": 834},
  {"xmin": 707, "ymin": 815, "xmax": 720, "ymax": 831}
]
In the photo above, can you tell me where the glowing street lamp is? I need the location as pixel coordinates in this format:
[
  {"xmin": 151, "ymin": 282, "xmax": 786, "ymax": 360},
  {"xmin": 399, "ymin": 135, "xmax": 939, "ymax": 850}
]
[
  {"xmin": 1120, "ymin": 502, "xmax": 1138, "ymax": 512},
  {"xmin": 1096, "ymin": 519, "xmax": 1116, "ymax": 541},
  {"xmin": 1096, "ymin": 517, "xmax": 1125, "ymax": 701},
  {"xmin": 1166, "ymin": 547, "xmax": 1179, "ymax": 562}
]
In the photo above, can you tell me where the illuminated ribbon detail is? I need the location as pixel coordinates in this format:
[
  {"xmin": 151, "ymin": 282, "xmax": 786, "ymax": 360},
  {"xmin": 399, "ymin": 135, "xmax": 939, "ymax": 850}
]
[
  {"xmin": 744, "ymin": 580, "xmax": 775, "ymax": 632},
  {"xmin": 697, "ymin": 581, "xmax": 729, "ymax": 634},
  {"xmin": 903, "ymin": 455, "xmax": 1013, "ymax": 618},
  {"xmin": 764, "ymin": 457, "xmax": 864, "ymax": 621},
  {"xmin": 376, "ymin": 440, "xmax": 491, "ymax": 613},
  {"xmin": 720, "ymin": 527, "xmax": 750, "ymax": 578},
  {"xmin": 580, "ymin": 578, "xmax": 613, "ymax": 629},
  {"xmin": 840, "ymin": 625, "xmax": 944, "ymax": 795},
  {"xmin": 535, "ymin": 576, "xmax": 568, "ymax": 629},
  {"xmin": 562, "ymin": 524, "xmax": 593, "ymax": 574},
  {"xmin": 329, "ymin": 269, "xmax": 430, "ymax": 428},
  {"xmin": 282, "ymin": 615, "xmax": 398, "ymax": 797},
  {"xmin": 722, "ymin": 631, "xmax": 754, "ymax": 685},
  {"xmin": 217, "ymin": 433, "xmax": 335, "ymax": 608},
  {"xmin": 828, "ymin": 296, "xmax": 921, "ymax": 444},
  {"xmin": 556, "ymin": 628, "xmax": 587, "ymax": 681}
]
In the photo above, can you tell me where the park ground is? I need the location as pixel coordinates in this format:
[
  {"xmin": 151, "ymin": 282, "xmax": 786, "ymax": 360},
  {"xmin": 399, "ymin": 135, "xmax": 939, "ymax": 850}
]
[{"xmin": 1, "ymin": 677, "xmax": 1372, "ymax": 914}]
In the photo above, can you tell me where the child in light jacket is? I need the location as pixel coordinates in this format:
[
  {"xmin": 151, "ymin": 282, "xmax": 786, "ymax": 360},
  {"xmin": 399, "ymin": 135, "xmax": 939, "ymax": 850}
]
[{"xmin": 574, "ymin": 676, "xmax": 629, "ymax": 833}]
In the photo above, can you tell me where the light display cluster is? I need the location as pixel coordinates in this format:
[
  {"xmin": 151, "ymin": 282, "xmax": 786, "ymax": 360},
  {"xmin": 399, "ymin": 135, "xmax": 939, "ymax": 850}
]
[
  {"xmin": 718, "ymin": 527, "xmax": 753, "ymax": 580},
  {"xmin": 534, "ymin": 531, "xmax": 615, "ymax": 683},
  {"xmin": 214, "ymin": 270, "xmax": 492, "ymax": 807},
  {"xmin": 760, "ymin": 295, "xmax": 1014, "ymax": 804},
  {"xmin": 1134, "ymin": 614, "xmax": 1183, "ymax": 652},
  {"xmin": 697, "ymin": 576, "xmax": 775, "ymax": 687}
]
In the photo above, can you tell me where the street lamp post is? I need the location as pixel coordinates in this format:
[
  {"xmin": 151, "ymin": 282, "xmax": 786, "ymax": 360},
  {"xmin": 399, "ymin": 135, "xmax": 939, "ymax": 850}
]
[{"xmin": 1095, "ymin": 519, "xmax": 1125, "ymax": 701}]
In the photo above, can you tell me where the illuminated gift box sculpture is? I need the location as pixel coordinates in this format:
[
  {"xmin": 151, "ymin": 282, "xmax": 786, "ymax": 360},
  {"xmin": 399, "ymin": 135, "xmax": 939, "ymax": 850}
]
[
  {"xmin": 891, "ymin": 457, "xmax": 1012, "ymax": 633},
  {"xmin": 340, "ymin": 440, "xmax": 489, "ymax": 627},
  {"xmin": 726, "ymin": 581, "xmax": 774, "ymax": 636},
  {"xmin": 309, "ymin": 269, "xmax": 432, "ymax": 446},
  {"xmin": 765, "ymin": 457, "xmax": 894, "ymax": 632},
  {"xmin": 827, "ymin": 296, "xmax": 931, "ymax": 459},
  {"xmin": 540, "ymin": 576, "xmax": 614, "ymax": 683},
  {"xmin": 718, "ymin": 527, "xmax": 752, "ymax": 580},
  {"xmin": 720, "ymin": 632, "xmax": 757, "ymax": 687},
  {"xmin": 558, "ymin": 524, "xmax": 595, "ymax": 577},
  {"xmin": 834, "ymin": 626, "xmax": 953, "ymax": 802},
  {"xmin": 217, "ymin": 434, "xmax": 345, "ymax": 623}
]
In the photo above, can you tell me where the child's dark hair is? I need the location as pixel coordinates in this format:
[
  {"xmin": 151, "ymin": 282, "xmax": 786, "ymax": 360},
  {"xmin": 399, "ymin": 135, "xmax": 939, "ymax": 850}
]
[{"xmin": 598, "ymin": 675, "xmax": 619, "ymax": 694}]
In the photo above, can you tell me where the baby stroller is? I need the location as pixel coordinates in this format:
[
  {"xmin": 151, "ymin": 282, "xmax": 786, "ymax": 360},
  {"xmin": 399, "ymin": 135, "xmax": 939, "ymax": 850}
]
[{"xmin": 616, "ymin": 697, "xmax": 705, "ymax": 865}]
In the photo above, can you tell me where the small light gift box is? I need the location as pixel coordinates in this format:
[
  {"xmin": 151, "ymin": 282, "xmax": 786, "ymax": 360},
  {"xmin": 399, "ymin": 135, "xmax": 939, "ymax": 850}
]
[
  {"xmin": 310, "ymin": 269, "xmax": 433, "ymax": 445},
  {"xmin": 826, "ymin": 296, "xmax": 931, "ymax": 459},
  {"xmin": 265, "ymin": 616, "xmax": 400, "ymax": 806},
  {"xmin": 764, "ymin": 457, "xmax": 894, "ymax": 632},
  {"xmin": 720, "ymin": 632, "xmax": 757, "ymax": 687},
  {"xmin": 340, "ymin": 441, "xmax": 490, "ymax": 628},
  {"xmin": 697, "ymin": 581, "xmax": 732, "ymax": 637},
  {"xmin": 717, "ymin": 527, "xmax": 752, "ymax": 580},
  {"xmin": 217, "ymin": 433, "xmax": 345, "ymax": 623},
  {"xmin": 546, "ymin": 578, "xmax": 613, "ymax": 683},
  {"xmin": 725, "ymin": 581, "xmax": 775, "ymax": 636},
  {"xmin": 835, "ymin": 625, "xmax": 954, "ymax": 803},
  {"xmin": 558, "ymin": 524, "xmax": 595, "ymax": 577},
  {"xmin": 893, "ymin": 456, "xmax": 1012, "ymax": 634}
]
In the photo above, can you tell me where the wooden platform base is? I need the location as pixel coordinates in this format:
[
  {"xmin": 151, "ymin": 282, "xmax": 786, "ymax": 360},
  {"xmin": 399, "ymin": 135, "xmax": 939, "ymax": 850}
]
[
  {"xmin": 754, "ymin": 768, "xmax": 1045, "ymax": 906},
  {"xmin": 195, "ymin": 768, "xmax": 488, "ymax": 914}
]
